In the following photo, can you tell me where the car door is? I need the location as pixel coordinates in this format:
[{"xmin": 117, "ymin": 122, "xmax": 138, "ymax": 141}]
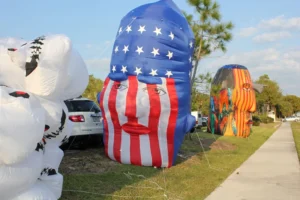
[
  {"xmin": 68, "ymin": 100, "xmax": 103, "ymax": 135},
  {"xmin": 81, "ymin": 100, "xmax": 103, "ymax": 134}
]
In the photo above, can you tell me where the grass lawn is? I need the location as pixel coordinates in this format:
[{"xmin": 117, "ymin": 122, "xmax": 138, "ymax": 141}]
[
  {"xmin": 60, "ymin": 123, "xmax": 279, "ymax": 200},
  {"xmin": 291, "ymin": 122, "xmax": 300, "ymax": 160}
]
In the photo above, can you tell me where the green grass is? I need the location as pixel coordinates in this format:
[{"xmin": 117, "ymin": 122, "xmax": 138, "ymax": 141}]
[
  {"xmin": 291, "ymin": 122, "xmax": 300, "ymax": 160},
  {"xmin": 61, "ymin": 123, "xmax": 279, "ymax": 200}
]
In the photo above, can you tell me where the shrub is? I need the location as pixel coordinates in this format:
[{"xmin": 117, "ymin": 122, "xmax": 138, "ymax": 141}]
[
  {"xmin": 252, "ymin": 115, "xmax": 260, "ymax": 121},
  {"xmin": 255, "ymin": 114, "xmax": 274, "ymax": 124},
  {"xmin": 252, "ymin": 115, "xmax": 261, "ymax": 126},
  {"xmin": 253, "ymin": 120, "xmax": 260, "ymax": 126},
  {"xmin": 267, "ymin": 117, "xmax": 274, "ymax": 123}
]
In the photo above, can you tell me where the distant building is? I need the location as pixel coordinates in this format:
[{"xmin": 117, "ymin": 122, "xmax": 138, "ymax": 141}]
[
  {"xmin": 263, "ymin": 104, "xmax": 276, "ymax": 122},
  {"xmin": 267, "ymin": 109, "xmax": 276, "ymax": 122}
]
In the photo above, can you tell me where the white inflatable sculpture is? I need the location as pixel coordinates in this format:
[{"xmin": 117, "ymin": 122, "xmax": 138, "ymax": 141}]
[{"xmin": 0, "ymin": 35, "xmax": 89, "ymax": 199}]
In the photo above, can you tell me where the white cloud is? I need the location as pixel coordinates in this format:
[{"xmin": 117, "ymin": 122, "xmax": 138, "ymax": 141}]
[
  {"xmin": 283, "ymin": 50, "xmax": 300, "ymax": 59},
  {"xmin": 237, "ymin": 15, "xmax": 300, "ymax": 41},
  {"xmin": 199, "ymin": 48, "xmax": 300, "ymax": 96},
  {"xmin": 259, "ymin": 15, "xmax": 300, "ymax": 30},
  {"xmin": 253, "ymin": 31, "xmax": 291, "ymax": 43},
  {"xmin": 237, "ymin": 27, "xmax": 257, "ymax": 37}
]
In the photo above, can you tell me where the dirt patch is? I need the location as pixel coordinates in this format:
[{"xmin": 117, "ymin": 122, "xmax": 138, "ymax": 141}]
[
  {"xmin": 210, "ymin": 140, "xmax": 236, "ymax": 151},
  {"xmin": 177, "ymin": 138, "xmax": 236, "ymax": 160},
  {"xmin": 59, "ymin": 148, "xmax": 120, "ymax": 175},
  {"xmin": 200, "ymin": 138, "xmax": 236, "ymax": 151}
]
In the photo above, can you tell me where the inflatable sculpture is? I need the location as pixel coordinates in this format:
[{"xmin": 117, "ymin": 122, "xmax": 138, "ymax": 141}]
[
  {"xmin": 207, "ymin": 64, "xmax": 256, "ymax": 138},
  {"xmin": 99, "ymin": 0, "xmax": 195, "ymax": 168},
  {"xmin": 0, "ymin": 35, "xmax": 88, "ymax": 199}
]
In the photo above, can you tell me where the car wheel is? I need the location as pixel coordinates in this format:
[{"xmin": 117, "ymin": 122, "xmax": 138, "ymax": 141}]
[
  {"xmin": 190, "ymin": 127, "xmax": 195, "ymax": 133},
  {"xmin": 78, "ymin": 136, "xmax": 90, "ymax": 150}
]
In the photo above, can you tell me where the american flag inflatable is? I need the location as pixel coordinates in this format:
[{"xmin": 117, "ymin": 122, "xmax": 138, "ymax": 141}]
[{"xmin": 99, "ymin": 0, "xmax": 196, "ymax": 168}]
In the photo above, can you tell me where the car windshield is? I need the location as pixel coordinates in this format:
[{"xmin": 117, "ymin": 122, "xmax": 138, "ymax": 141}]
[{"xmin": 65, "ymin": 100, "xmax": 101, "ymax": 113}]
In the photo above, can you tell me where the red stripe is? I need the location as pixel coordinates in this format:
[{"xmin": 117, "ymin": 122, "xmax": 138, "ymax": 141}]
[
  {"xmin": 125, "ymin": 76, "xmax": 141, "ymax": 165},
  {"xmin": 147, "ymin": 84, "xmax": 162, "ymax": 167},
  {"xmin": 247, "ymin": 73, "xmax": 254, "ymax": 111},
  {"xmin": 243, "ymin": 71, "xmax": 249, "ymax": 137},
  {"xmin": 166, "ymin": 78, "xmax": 178, "ymax": 168},
  {"xmin": 244, "ymin": 75, "xmax": 250, "ymax": 127},
  {"xmin": 233, "ymin": 69, "xmax": 241, "ymax": 112},
  {"xmin": 108, "ymin": 81, "xmax": 122, "ymax": 162},
  {"xmin": 99, "ymin": 78, "xmax": 110, "ymax": 156},
  {"xmin": 240, "ymin": 71, "xmax": 246, "ymax": 137},
  {"xmin": 237, "ymin": 69, "xmax": 244, "ymax": 137},
  {"xmin": 234, "ymin": 69, "xmax": 241, "ymax": 136},
  {"xmin": 241, "ymin": 70, "xmax": 248, "ymax": 111}
]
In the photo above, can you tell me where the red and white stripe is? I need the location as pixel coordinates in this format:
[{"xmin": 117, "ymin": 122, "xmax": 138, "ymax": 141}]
[{"xmin": 100, "ymin": 76, "xmax": 178, "ymax": 168}]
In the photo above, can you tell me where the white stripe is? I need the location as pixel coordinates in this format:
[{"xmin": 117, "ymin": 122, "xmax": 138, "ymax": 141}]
[
  {"xmin": 140, "ymin": 134, "xmax": 152, "ymax": 166},
  {"xmin": 137, "ymin": 81, "xmax": 150, "ymax": 127},
  {"xmin": 115, "ymin": 79, "xmax": 129, "ymax": 126},
  {"xmin": 103, "ymin": 79, "xmax": 116, "ymax": 161},
  {"xmin": 115, "ymin": 79, "xmax": 130, "ymax": 163},
  {"xmin": 136, "ymin": 80, "xmax": 152, "ymax": 166},
  {"xmin": 120, "ymin": 130, "xmax": 131, "ymax": 164},
  {"xmin": 157, "ymin": 78, "xmax": 171, "ymax": 167}
]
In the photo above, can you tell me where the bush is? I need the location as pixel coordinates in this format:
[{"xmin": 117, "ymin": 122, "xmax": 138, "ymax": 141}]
[
  {"xmin": 267, "ymin": 116, "xmax": 274, "ymax": 123},
  {"xmin": 252, "ymin": 115, "xmax": 261, "ymax": 126},
  {"xmin": 252, "ymin": 115, "xmax": 260, "ymax": 122},
  {"xmin": 255, "ymin": 114, "xmax": 274, "ymax": 124},
  {"xmin": 253, "ymin": 120, "xmax": 260, "ymax": 126}
]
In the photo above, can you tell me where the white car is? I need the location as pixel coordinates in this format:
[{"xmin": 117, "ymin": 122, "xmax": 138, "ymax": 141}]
[
  {"xmin": 282, "ymin": 116, "xmax": 299, "ymax": 122},
  {"xmin": 62, "ymin": 97, "xmax": 103, "ymax": 149},
  {"xmin": 202, "ymin": 117, "xmax": 208, "ymax": 127},
  {"xmin": 191, "ymin": 111, "xmax": 203, "ymax": 129}
]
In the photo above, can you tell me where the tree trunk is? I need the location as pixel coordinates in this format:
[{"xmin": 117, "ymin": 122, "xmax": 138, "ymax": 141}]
[
  {"xmin": 190, "ymin": 30, "xmax": 203, "ymax": 92},
  {"xmin": 190, "ymin": 59, "xmax": 199, "ymax": 90}
]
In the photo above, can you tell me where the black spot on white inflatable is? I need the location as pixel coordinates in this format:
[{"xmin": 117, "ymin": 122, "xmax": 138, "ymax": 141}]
[
  {"xmin": 41, "ymin": 168, "xmax": 57, "ymax": 176},
  {"xmin": 25, "ymin": 36, "xmax": 45, "ymax": 77},
  {"xmin": 44, "ymin": 110, "xmax": 66, "ymax": 139},
  {"xmin": 35, "ymin": 139, "xmax": 46, "ymax": 152},
  {"xmin": 9, "ymin": 91, "xmax": 30, "ymax": 98},
  {"xmin": 45, "ymin": 125, "xmax": 50, "ymax": 132}
]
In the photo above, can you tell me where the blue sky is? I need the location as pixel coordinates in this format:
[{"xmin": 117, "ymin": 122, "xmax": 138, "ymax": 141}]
[{"xmin": 1, "ymin": 0, "xmax": 300, "ymax": 95}]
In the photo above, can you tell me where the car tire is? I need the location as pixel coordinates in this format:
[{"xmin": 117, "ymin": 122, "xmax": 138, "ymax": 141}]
[
  {"xmin": 190, "ymin": 127, "xmax": 195, "ymax": 133},
  {"xmin": 78, "ymin": 136, "xmax": 90, "ymax": 150}
]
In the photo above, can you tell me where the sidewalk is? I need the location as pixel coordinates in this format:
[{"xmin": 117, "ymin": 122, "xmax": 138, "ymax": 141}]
[{"xmin": 205, "ymin": 123, "xmax": 300, "ymax": 200}]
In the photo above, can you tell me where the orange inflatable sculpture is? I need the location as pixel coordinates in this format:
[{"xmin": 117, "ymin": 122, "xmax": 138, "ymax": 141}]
[{"xmin": 207, "ymin": 64, "xmax": 256, "ymax": 138}]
